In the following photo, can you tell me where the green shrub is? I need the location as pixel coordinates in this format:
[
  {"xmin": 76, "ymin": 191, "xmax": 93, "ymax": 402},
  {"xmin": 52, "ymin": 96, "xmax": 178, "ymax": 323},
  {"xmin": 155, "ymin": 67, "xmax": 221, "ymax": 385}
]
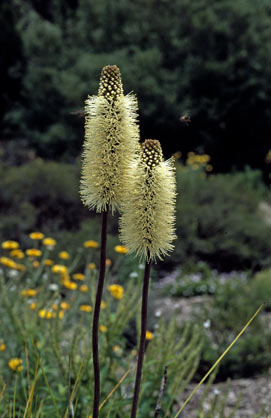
[
  {"xmin": 0, "ymin": 159, "xmax": 89, "ymax": 239},
  {"xmin": 173, "ymin": 164, "xmax": 271, "ymax": 271},
  {"xmin": 250, "ymin": 268, "xmax": 271, "ymax": 311},
  {"xmin": 198, "ymin": 276, "xmax": 271, "ymax": 380}
]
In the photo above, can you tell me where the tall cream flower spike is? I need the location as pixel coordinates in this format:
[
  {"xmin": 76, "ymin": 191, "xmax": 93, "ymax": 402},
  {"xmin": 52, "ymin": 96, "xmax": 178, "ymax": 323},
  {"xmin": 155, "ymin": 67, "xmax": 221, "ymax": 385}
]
[
  {"xmin": 120, "ymin": 139, "xmax": 176, "ymax": 261},
  {"xmin": 80, "ymin": 65, "xmax": 139, "ymax": 213}
]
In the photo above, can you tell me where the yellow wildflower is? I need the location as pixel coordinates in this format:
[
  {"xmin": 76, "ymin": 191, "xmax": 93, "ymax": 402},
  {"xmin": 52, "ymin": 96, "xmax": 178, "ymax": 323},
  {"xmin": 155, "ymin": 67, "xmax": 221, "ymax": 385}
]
[
  {"xmin": 38, "ymin": 309, "xmax": 47, "ymax": 318},
  {"xmin": 106, "ymin": 259, "xmax": 112, "ymax": 267},
  {"xmin": 29, "ymin": 232, "xmax": 44, "ymax": 240},
  {"xmin": 72, "ymin": 273, "xmax": 85, "ymax": 281},
  {"xmin": 0, "ymin": 343, "xmax": 6, "ymax": 351},
  {"xmin": 173, "ymin": 151, "xmax": 182, "ymax": 160},
  {"xmin": 84, "ymin": 240, "xmax": 99, "ymax": 248},
  {"xmin": 114, "ymin": 245, "xmax": 128, "ymax": 254},
  {"xmin": 8, "ymin": 358, "xmax": 23, "ymax": 372},
  {"xmin": 99, "ymin": 325, "xmax": 107, "ymax": 333},
  {"xmin": 146, "ymin": 330, "xmax": 154, "ymax": 340},
  {"xmin": 52, "ymin": 264, "xmax": 67, "ymax": 274},
  {"xmin": 58, "ymin": 251, "xmax": 70, "ymax": 260},
  {"xmin": 10, "ymin": 249, "xmax": 24, "ymax": 259},
  {"xmin": 44, "ymin": 258, "xmax": 54, "ymax": 266},
  {"xmin": 58, "ymin": 310, "xmax": 64, "ymax": 319},
  {"xmin": 120, "ymin": 139, "xmax": 176, "ymax": 261},
  {"xmin": 63, "ymin": 281, "xmax": 77, "ymax": 290},
  {"xmin": 43, "ymin": 237, "xmax": 56, "ymax": 246},
  {"xmin": 0, "ymin": 257, "xmax": 17, "ymax": 269},
  {"xmin": 80, "ymin": 65, "xmax": 140, "ymax": 213},
  {"xmin": 60, "ymin": 302, "xmax": 70, "ymax": 310},
  {"xmin": 26, "ymin": 249, "xmax": 42, "ymax": 257},
  {"xmin": 101, "ymin": 300, "xmax": 106, "ymax": 309},
  {"xmin": 32, "ymin": 261, "xmax": 40, "ymax": 268},
  {"xmin": 61, "ymin": 271, "xmax": 70, "ymax": 283},
  {"xmin": 80, "ymin": 304, "xmax": 92, "ymax": 312},
  {"xmin": 80, "ymin": 284, "xmax": 88, "ymax": 293},
  {"xmin": 46, "ymin": 311, "xmax": 53, "ymax": 319},
  {"xmin": 206, "ymin": 164, "xmax": 213, "ymax": 172},
  {"xmin": 108, "ymin": 284, "xmax": 124, "ymax": 300},
  {"xmin": 88, "ymin": 263, "xmax": 96, "ymax": 270},
  {"xmin": 30, "ymin": 303, "xmax": 36, "ymax": 310},
  {"xmin": 131, "ymin": 349, "xmax": 137, "ymax": 356},
  {"xmin": 21, "ymin": 289, "xmax": 38, "ymax": 297},
  {"xmin": 2, "ymin": 241, "xmax": 19, "ymax": 250},
  {"xmin": 265, "ymin": 150, "xmax": 271, "ymax": 164},
  {"xmin": 113, "ymin": 345, "xmax": 121, "ymax": 353}
]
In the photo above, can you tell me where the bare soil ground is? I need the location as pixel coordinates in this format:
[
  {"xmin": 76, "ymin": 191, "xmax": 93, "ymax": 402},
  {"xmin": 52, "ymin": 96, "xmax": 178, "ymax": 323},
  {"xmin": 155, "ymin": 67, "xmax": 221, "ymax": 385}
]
[{"xmin": 180, "ymin": 377, "xmax": 271, "ymax": 417}]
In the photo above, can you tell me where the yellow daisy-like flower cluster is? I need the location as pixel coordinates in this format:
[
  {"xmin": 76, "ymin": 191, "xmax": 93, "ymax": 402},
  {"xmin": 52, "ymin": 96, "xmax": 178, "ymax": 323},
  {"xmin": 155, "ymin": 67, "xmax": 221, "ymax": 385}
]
[
  {"xmin": 43, "ymin": 237, "xmax": 56, "ymax": 247},
  {"xmin": 26, "ymin": 249, "xmax": 42, "ymax": 257},
  {"xmin": 8, "ymin": 358, "xmax": 23, "ymax": 372},
  {"xmin": 0, "ymin": 256, "xmax": 25, "ymax": 271},
  {"xmin": 120, "ymin": 139, "xmax": 176, "ymax": 261},
  {"xmin": 2, "ymin": 240, "xmax": 19, "ymax": 250},
  {"xmin": 0, "ymin": 256, "xmax": 18, "ymax": 269},
  {"xmin": 88, "ymin": 262, "xmax": 96, "ymax": 270},
  {"xmin": 186, "ymin": 152, "xmax": 213, "ymax": 172},
  {"xmin": 265, "ymin": 150, "xmax": 271, "ymax": 164},
  {"xmin": 10, "ymin": 249, "xmax": 24, "ymax": 259},
  {"xmin": 59, "ymin": 251, "xmax": 70, "ymax": 260},
  {"xmin": 39, "ymin": 309, "xmax": 64, "ymax": 319},
  {"xmin": 80, "ymin": 304, "xmax": 92, "ymax": 312},
  {"xmin": 80, "ymin": 65, "xmax": 140, "ymax": 213},
  {"xmin": 146, "ymin": 330, "xmax": 154, "ymax": 340},
  {"xmin": 29, "ymin": 232, "xmax": 44, "ymax": 240},
  {"xmin": 84, "ymin": 240, "xmax": 99, "ymax": 248},
  {"xmin": 21, "ymin": 289, "xmax": 38, "ymax": 297},
  {"xmin": 114, "ymin": 245, "xmax": 128, "ymax": 254},
  {"xmin": 108, "ymin": 284, "xmax": 124, "ymax": 300}
]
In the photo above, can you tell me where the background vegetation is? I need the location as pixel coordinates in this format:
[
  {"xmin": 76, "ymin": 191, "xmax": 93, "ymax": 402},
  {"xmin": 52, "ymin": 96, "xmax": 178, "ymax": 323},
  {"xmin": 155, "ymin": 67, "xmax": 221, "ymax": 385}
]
[{"xmin": 1, "ymin": 0, "xmax": 271, "ymax": 178}]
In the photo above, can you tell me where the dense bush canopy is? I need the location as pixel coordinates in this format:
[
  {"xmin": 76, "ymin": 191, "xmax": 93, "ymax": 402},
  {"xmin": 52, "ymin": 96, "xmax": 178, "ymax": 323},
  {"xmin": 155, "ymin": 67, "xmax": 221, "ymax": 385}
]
[{"xmin": 1, "ymin": 0, "xmax": 271, "ymax": 175}]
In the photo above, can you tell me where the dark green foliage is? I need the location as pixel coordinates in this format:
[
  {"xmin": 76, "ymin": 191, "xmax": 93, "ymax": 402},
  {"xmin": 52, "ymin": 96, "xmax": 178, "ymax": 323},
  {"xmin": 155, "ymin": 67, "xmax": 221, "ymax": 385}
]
[
  {"xmin": 199, "ymin": 274, "xmax": 271, "ymax": 380},
  {"xmin": 173, "ymin": 163, "xmax": 271, "ymax": 271},
  {"xmin": 162, "ymin": 262, "xmax": 224, "ymax": 298},
  {"xmin": 250, "ymin": 268, "xmax": 271, "ymax": 311},
  {"xmin": 3, "ymin": 0, "xmax": 271, "ymax": 174},
  {"xmin": 0, "ymin": 159, "xmax": 89, "ymax": 240}
]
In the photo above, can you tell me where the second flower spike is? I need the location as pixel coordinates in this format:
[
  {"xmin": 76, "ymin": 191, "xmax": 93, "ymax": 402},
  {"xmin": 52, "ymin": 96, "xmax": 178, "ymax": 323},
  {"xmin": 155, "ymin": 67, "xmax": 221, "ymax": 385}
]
[
  {"xmin": 80, "ymin": 65, "xmax": 140, "ymax": 213},
  {"xmin": 120, "ymin": 139, "xmax": 177, "ymax": 261}
]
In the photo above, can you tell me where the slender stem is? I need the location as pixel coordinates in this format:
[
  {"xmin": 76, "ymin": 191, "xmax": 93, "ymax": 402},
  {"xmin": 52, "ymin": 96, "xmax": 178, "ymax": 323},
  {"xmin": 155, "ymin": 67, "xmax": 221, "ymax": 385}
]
[
  {"xmin": 131, "ymin": 257, "xmax": 151, "ymax": 418},
  {"xmin": 92, "ymin": 209, "xmax": 108, "ymax": 418}
]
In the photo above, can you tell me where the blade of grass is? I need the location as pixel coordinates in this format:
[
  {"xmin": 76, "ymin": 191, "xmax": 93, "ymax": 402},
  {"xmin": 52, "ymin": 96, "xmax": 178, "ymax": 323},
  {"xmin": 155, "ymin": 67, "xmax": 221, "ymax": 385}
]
[
  {"xmin": 24, "ymin": 343, "xmax": 31, "ymax": 397},
  {"xmin": 31, "ymin": 339, "xmax": 61, "ymax": 418},
  {"xmin": 23, "ymin": 357, "xmax": 40, "ymax": 418},
  {"xmin": 99, "ymin": 368, "xmax": 131, "ymax": 411},
  {"xmin": 63, "ymin": 358, "xmax": 86, "ymax": 418},
  {"xmin": 0, "ymin": 384, "xmax": 6, "ymax": 402},
  {"xmin": 173, "ymin": 303, "xmax": 264, "ymax": 418},
  {"xmin": 35, "ymin": 400, "xmax": 44, "ymax": 418},
  {"xmin": 86, "ymin": 367, "xmax": 133, "ymax": 418},
  {"xmin": 12, "ymin": 375, "xmax": 17, "ymax": 418}
]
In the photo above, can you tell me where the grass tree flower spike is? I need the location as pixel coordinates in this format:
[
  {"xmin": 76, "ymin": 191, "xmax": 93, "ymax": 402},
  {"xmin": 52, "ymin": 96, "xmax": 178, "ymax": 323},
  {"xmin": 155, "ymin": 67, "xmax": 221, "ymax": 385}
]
[
  {"xmin": 120, "ymin": 139, "xmax": 176, "ymax": 261},
  {"xmin": 80, "ymin": 65, "xmax": 139, "ymax": 418},
  {"xmin": 80, "ymin": 65, "xmax": 139, "ymax": 213},
  {"xmin": 120, "ymin": 139, "xmax": 176, "ymax": 418}
]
